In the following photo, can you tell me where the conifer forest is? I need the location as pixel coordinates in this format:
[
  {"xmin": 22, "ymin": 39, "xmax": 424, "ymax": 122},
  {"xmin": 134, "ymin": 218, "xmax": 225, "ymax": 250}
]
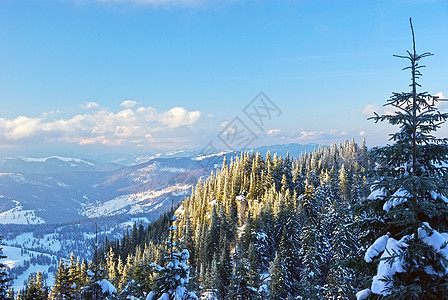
[{"xmin": 1, "ymin": 19, "xmax": 448, "ymax": 300}]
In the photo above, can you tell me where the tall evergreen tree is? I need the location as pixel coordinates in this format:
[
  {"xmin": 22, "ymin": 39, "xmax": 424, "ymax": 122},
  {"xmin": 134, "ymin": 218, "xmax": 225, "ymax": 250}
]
[
  {"xmin": 23, "ymin": 270, "xmax": 49, "ymax": 300},
  {"xmin": 0, "ymin": 236, "xmax": 11, "ymax": 299},
  {"xmin": 51, "ymin": 259, "xmax": 75, "ymax": 300},
  {"xmin": 360, "ymin": 19, "xmax": 448, "ymax": 299},
  {"xmin": 151, "ymin": 215, "xmax": 198, "ymax": 300}
]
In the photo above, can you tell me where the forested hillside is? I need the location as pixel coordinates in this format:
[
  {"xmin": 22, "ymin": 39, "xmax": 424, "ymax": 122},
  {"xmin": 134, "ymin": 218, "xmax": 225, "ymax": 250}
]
[
  {"xmin": 9, "ymin": 139, "xmax": 372, "ymax": 299},
  {"xmin": 171, "ymin": 139, "xmax": 370, "ymax": 299}
]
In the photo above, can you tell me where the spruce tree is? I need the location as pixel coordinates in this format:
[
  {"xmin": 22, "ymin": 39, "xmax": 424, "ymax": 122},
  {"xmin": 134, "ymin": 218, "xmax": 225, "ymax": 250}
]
[
  {"xmin": 360, "ymin": 18, "xmax": 448, "ymax": 299},
  {"xmin": 23, "ymin": 270, "xmax": 48, "ymax": 300},
  {"xmin": 152, "ymin": 214, "xmax": 198, "ymax": 300},
  {"xmin": 51, "ymin": 259, "xmax": 75, "ymax": 299},
  {"xmin": 0, "ymin": 236, "xmax": 11, "ymax": 299}
]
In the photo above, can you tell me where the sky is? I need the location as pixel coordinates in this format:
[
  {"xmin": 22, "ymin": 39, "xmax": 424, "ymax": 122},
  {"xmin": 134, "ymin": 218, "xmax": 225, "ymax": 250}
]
[{"xmin": 0, "ymin": 0, "xmax": 447, "ymax": 158}]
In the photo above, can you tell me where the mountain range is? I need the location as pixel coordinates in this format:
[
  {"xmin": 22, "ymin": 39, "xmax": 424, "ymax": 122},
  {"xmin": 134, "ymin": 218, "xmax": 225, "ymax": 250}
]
[{"xmin": 0, "ymin": 143, "xmax": 319, "ymax": 225}]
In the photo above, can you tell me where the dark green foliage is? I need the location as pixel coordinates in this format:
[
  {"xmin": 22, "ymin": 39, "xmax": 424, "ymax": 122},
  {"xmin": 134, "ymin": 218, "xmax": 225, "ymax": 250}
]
[
  {"xmin": 51, "ymin": 259, "xmax": 76, "ymax": 299},
  {"xmin": 172, "ymin": 143, "xmax": 369, "ymax": 299},
  {"xmin": 22, "ymin": 270, "xmax": 49, "ymax": 300},
  {"xmin": 0, "ymin": 236, "xmax": 12, "ymax": 299},
  {"xmin": 37, "ymin": 140, "xmax": 369, "ymax": 299},
  {"xmin": 361, "ymin": 19, "xmax": 448, "ymax": 299},
  {"xmin": 150, "ymin": 215, "xmax": 197, "ymax": 299}
]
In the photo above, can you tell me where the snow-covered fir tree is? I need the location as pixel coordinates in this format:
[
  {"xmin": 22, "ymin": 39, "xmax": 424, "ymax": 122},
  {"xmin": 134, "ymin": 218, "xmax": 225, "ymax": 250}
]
[
  {"xmin": 150, "ymin": 214, "xmax": 198, "ymax": 300},
  {"xmin": 51, "ymin": 259, "xmax": 77, "ymax": 299},
  {"xmin": 0, "ymin": 236, "xmax": 12, "ymax": 299},
  {"xmin": 359, "ymin": 19, "xmax": 448, "ymax": 299},
  {"xmin": 22, "ymin": 270, "xmax": 49, "ymax": 300}
]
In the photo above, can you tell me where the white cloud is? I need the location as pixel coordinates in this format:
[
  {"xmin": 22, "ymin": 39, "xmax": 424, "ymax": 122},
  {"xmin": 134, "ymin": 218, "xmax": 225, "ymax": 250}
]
[
  {"xmin": 299, "ymin": 131, "xmax": 321, "ymax": 140},
  {"xmin": 360, "ymin": 91, "xmax": 448, "ymax": 118},
  {"xmin": 161, "ymin": 107, "xmax": 201, "ymax": 128},
  {"xmin": 359, "ymin": 103, "xmax": 397, "ymax": 117},
  {"xmin": 82, "ymin": 102, "xmax": 100, "ymax": 109},
  {"xmin": 360, "ymin": 104, "xmax": 379, "ymax": 117},
  {"xmin": 120, "ymin": 100, "xmax": 138, "ymax": 108},
  {"xmin": 435, "ymin": 92, "xmax": 448, "ymax": 111},
  {"xmin": 263, "ymin": 129, "xmax": 361, "ymax": 145},
  {"xmin": 266, "ymin": 129, "xmax": 282, "ymax": 136},
  {"xmin": 435, "ymin": 92, "xmax": 446, "ymax": 99},
  {"xmin": 0, "ymin": 116, "xmax": 41, "ymax": 140},
  {"xmin": 0, "ymin": 105, "xmax": 202, "ymax": 148}
]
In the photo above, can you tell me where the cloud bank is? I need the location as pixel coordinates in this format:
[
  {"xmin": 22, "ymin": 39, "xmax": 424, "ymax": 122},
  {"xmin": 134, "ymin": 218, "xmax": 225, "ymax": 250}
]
[{"xmin": 0, "ymin": 104, "xmax": 201, "ymax": 149}]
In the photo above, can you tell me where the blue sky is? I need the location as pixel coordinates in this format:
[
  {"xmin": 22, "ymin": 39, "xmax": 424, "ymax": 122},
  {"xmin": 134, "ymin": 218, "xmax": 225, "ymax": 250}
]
[{"xmin": 0, "ymin": 0, "xmax": 447, "ymax": 157}]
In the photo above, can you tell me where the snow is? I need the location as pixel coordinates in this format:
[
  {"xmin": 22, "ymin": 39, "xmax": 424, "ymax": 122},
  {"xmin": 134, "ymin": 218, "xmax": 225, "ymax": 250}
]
[
  {"xmin": 365, "ymin": 234, "xmax": 389, "ymax": 263},
  {"xmin": 419, "ymin": 223, "xmax": 448, "ymax": 265},
  {"xmin": 383, "ymin": 188, "xmax": 410, "ymax": 212},
  {"xmin": 371, "ymin": 235, "xmax": 409, "ymax": 295},
  {"xmin": 172, "ymin": 287, "xmax": 198, "ymax": 300},
  {"xmin": 166, "ymin": 150, "xmax": 186, "ymax": 156},
  {"xmin": 81, "ymin": 184, "xmax": 191, "ymax": 218},
  {"xmin": 356, "ymin": 288, "xmax": 371, "ymax": 300},
  {"xmin": 0, "ymin": 202, "xmax": 45, "ymax": 225},
  {"xmin": 430, "ymin": 191, "xmax": 448, "ymax": 204},
  {"xmin": 120, "ymin": 217, "xmax": 151, "ymax": 228},
  {"xmin": 1, "ymin": 245, "xmax": 57, "ymax": 290},
  {"xmin": 367, "ymin": 187, "xmax": 386, "ymax": 200},
  {"xmin": 44, "ymin": 176, "xmax": 70, "ymax": 188},
  {"xmin": 371, "ymin": 187, "xmax": 447, "ymax": 212},
  {"xmin": 256, "ymin": 231, "xmax": 268, "ymax": 240},
  {"xmin": 201, "ymin": 290, "xmax": 219, "ymax": 299},
  {"xmin": 159, "ymin": 167, "xmax": 187, "ymax": 173},
  {"xmin": 98, "ymin": 279, "xmax": 117, "ymax": 294},
  {"xmin": 146, "ymin": 291, "xmax": 155, "ymax": 300},
  {"xmin": 368, "ymin": 223, "xmax": 448, "ymax": 296},
  {"xmin": 158, "ymin": 293, "xmax": 170, "ymax": 300},
  {"xmin": 5, "ymin": 232, "xmax": 61, "ymax": 252},
  {"xmin": 181, "ymin": 249, "xmax": 190, "ymax": 260},
  {"xmin": 192, "ymin": 151, "xmax": 232, "ymax": 161},
  {"xmin": 0, "ymin": 173, "xmax": 26, "ymax": 183},
  {"xmin": 19, "ymin": 156, "xmax": 95, "ymax": 166},
  {"xmin": 172, "ymin": 190, "xmax": 188, "ymax": 196},
  {"xmin": 131, "ymin": 217, "xmax": 150, "ymax": 223}
]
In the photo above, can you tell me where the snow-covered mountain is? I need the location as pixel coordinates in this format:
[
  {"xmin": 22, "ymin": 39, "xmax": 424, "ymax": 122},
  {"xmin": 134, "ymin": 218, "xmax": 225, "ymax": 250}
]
[
  {"xmin": 0, "ymin": 156, "xmax": 120, "ymax": 174},
  {"xmin": 96, "ymin": 150, "xmax": 198, "ymax": 166},
  {"xmin": 96, "ymin": 144, "xmax": 320, "ymax": 166},
  {"xmin": 0, "ymin": 143, "xmax": 320, "ymax": 290},
  {"xmin": 0, "ymin": 154, "xmax": 234, "ymax": 224},
  {"xmin": 0, "ymin": 144, "xmax": 319, "ymax": 225}
]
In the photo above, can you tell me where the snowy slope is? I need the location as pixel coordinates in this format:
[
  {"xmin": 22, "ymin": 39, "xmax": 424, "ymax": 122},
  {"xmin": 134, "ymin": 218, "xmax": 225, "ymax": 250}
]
[
  {"xmin": 1, "ymin": 245, "xmax": 57, "ymax": 290},
  {"xmin": 0, "ymin": 201, "xmax": 45, "ymax": 225},
  {"xmin": 81, "ymin": 184, "xmax": 190, "ymax": 218}
]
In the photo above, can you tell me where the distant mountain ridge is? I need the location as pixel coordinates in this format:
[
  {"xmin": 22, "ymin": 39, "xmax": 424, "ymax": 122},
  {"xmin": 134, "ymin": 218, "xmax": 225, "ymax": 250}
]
[
  {"xmin": 0, "ymin": 156, "xmax": 120, "ymax": 174},
  {"xmin": 99, "ymin": 143, "xmax": 320, "ymax": 166},
  {"xmin": 0, "ymin": 143, "xmax": 319, "ymax": 224},
  {"xmin": 0, "ymin": 154, "xmax": 233, "ymax": 224}
]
